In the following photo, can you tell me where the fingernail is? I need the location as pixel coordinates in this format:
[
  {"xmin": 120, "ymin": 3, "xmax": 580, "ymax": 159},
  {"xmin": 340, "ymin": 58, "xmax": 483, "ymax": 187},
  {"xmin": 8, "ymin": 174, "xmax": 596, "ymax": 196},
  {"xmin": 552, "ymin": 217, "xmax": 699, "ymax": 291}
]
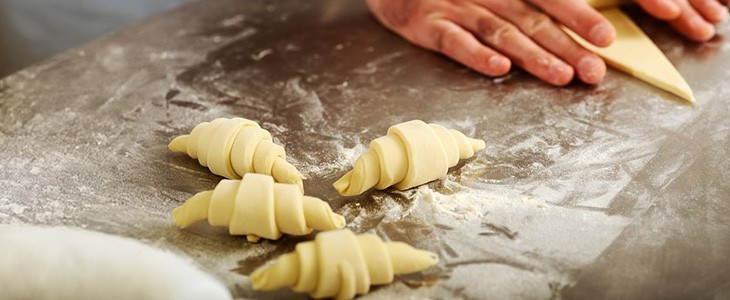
[
  {"xmin": 488, "ymin": 56, "xmax": 509, "ymax": 73},
  {"xmin": 548, "ymin": 61, "xmax": 572, "ymax": 85},
  {"xmin": 659, "ymin": 0, "xmax": 680, "ymax": 18},
  {"xmin": 691, "ymin": 17, "xmax": 716, "ymax": 41},
  {"xmin": 589, "ymin": 23, "xmax": 614, "ymax": 47},
  {"xmin": 577, "ymin": 56, "xmax": 604, "ymax": 84},
  {"xmin": 712, "ymin": 3, "xmax": 729, "ymax": 22}
]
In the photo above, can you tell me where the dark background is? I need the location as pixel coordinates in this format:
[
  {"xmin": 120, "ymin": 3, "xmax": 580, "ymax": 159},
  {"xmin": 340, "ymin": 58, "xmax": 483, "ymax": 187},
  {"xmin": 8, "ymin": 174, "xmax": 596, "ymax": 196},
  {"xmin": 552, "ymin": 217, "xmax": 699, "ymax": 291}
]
[{"xmin": 0, "ymin": 0, "xmax": 190, "ymax": 77}]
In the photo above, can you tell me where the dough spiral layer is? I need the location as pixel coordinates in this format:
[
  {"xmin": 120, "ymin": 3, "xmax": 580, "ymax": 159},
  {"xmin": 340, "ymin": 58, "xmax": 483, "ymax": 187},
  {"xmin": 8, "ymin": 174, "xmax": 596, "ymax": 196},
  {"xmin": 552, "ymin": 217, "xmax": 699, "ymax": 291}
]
[
  {"xmin": 334, "ymin": 120, "xmax": 485, "ymax": 196},
  {"xmin": 169, "ymin": 117, "xmax": 303, "ymax": 189},
  {"xmin": 250, "ymin": 229, "xmax": 438, "ymax": 300},
  {"xmin": 172, "ymin": 173, "xmax": 345, "ymax": 242}
]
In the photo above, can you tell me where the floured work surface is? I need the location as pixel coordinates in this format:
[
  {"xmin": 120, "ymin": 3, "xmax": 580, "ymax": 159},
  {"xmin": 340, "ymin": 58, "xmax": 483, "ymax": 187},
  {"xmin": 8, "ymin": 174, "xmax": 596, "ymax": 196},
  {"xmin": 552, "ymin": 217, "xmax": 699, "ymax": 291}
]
[{"xmin": 0, "ymin": 1, "xmax": 728, "ymax": 299}]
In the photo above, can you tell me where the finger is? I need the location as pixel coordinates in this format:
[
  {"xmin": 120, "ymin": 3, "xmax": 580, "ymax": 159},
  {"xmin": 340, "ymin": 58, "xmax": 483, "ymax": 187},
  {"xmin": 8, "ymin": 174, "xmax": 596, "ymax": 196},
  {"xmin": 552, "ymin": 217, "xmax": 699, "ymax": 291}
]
[
  {"xmin": 453, "ymin": 6, "xmax": 574, "ymax": 86},
  {"xmin": 478, "ymin": 0, "xmax": 606, "ymax": 84},
  {"xmin": 689, "ymin": 0, "xmax": 729, "ymax": 23},
  {"xmin": 634, "ymin": 0, "xmax": 681, "ymax": 19},
  {"xmin": 529, "ymin": 0, "xmax": 615, "ymax": 47},
  {"xmin": 670, "ymin": 0, "xmax": 717, "ymax": 41},
  {"xmin": 424, "ymin": 19, "xmax": 512, "ymax": 76}
]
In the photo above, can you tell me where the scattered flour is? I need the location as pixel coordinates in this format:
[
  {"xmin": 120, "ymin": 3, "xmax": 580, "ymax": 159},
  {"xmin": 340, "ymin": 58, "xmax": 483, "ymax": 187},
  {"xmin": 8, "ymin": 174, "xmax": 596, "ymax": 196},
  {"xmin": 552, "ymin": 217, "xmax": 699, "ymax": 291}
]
[
  {"xmin": 413, "ymin": 185, "xmax": 488, "ymax": 221},
  {"xmin": 220, "ymin": 14, "xmax": 245, "ymax": 27},
  {"xmin": 294, "ymin": 138, "xmax": 366, "ymax": 179},
  {"xmin": 338, "ymin": 141, "xmax": 367, "ymax": 166},
  {"xmin": 251, "ymin": 49, "xmax": 273, "ymax": 61},
  {"xmin": 0, "ymin": 198, "xmax": 25, "ymax": 215}
]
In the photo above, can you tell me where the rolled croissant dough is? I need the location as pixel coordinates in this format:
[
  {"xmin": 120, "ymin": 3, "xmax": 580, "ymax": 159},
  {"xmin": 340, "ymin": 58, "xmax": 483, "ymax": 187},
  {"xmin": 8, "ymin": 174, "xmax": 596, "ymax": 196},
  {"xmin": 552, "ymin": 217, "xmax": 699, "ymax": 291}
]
[
  {"xmin": 172, "ymin": 173, "xmax": 345, "ymax": 242},
  {"xmin": 169, "ymin": 118, "xmax": 304, "ymax": 188},
  {"xmin": 250, "ymin": 229, "xmax": 438, "ymax": 300},
  {"xmin": 333, "ymin": 120, "xmax": 485, "ymax": 196}
]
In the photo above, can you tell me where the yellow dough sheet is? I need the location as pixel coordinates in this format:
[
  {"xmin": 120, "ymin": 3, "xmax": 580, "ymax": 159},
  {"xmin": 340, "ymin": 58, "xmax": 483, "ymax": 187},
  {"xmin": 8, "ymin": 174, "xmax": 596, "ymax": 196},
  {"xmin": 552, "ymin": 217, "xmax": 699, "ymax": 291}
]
[{"xmin": 568, "ymin": 7, "xmax": 695, "ymax": 103}]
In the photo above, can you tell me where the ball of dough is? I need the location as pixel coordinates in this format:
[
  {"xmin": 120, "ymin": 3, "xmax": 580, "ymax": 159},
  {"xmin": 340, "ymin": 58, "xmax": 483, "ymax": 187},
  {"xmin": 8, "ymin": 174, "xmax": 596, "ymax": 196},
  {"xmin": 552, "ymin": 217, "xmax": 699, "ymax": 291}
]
[{"xmin": 0, "ymin": 225, "xmax": 231, "ymax": 300}]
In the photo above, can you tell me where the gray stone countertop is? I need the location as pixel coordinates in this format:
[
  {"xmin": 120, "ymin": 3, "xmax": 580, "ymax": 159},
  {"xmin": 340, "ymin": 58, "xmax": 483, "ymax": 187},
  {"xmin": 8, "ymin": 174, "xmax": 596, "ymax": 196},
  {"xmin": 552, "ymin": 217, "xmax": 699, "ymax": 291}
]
[{"xmin": 1, "ymin": 0, "xmax": 728, "ymax": 299}]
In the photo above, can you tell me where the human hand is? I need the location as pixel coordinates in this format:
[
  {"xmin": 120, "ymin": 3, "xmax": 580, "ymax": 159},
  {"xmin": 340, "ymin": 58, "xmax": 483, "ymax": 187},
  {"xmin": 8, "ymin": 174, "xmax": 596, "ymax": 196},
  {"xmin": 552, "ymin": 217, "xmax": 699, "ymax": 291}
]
[
  {"xmin": 365, "ymin": 0, "xmax": 729, "ymax": 86},
  {"xmin": 365, "ymin": 0, "xmax": 616, "ymax": 86},
  {"xmin": 632, "ymin": 0, "xmax": 728, "ymax": 41}
]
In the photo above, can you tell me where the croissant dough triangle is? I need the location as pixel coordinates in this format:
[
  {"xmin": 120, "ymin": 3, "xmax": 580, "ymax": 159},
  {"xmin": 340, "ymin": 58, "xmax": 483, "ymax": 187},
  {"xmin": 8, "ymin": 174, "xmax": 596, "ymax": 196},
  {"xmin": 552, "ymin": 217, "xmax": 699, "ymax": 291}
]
[
  {"xmin": 172, "ymin": 173, "xmax": 345, "ymax": 242},
  {"xmin": 250, "ymin": 229, "xmax": 438, "ymax": 300},
  {"xmin": 334, "ymin": 120, "xmax": 485, "ymax": 196},
  {"xmin": 565, "ymin": 8, "xmax": 695, "ymax": 103},
  {"xmin": 169, "ymin": 118, "xmax": 304, "ymax": 189}
]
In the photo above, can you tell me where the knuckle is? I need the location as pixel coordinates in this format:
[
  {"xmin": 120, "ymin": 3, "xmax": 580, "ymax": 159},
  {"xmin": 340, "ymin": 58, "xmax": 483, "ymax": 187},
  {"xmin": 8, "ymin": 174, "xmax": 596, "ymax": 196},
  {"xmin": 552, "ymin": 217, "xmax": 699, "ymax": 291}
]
[
  {"xmin": 475, "ymin": 15, "xmax": 499, "ymax": 36},
  {"xmin": 489, "ymin": 23, "xmax": 521, "ymax": 44},
  {"xmin": 432, "ymin": 28, "xmax": 448, "ymax": 52},
  {"xmin": 434, "ymin": 27, "xmax": 459, "ymax": 53},
  {"xmin": 476, "ymin": 15, "xmax": 521, "ymax": 44},
  {"xmin": 378, "ymin": 0, "xmax": 421, "ymax": 28},
  {"xmin": 531, "ymin": 57, "xmax": 550, "ymax": 71},
  {"xmin": 521, "ymin": 13, "xmax": 553, "ymax": 37}
]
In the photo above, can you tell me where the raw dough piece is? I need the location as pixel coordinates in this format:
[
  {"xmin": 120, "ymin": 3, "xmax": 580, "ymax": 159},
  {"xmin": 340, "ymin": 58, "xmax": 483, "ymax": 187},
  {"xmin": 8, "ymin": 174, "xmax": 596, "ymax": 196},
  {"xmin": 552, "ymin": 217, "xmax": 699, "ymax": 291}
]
[
  {"xmin": 566, "ymin": 8, "xmax": 695, "ymax": 102},
  {"xmin": 250, "ymin": 229, "xmax": 438, "ymax": 300},
  {"xmin": 334, "ymin": 120, "xmax": 485, "ymax": 196},
  {"xmin": 0, "ymin": 225, "xmax": 231, "ymax": 300},
  {"xmin": 169, "ymin": 117, "xmax": 304, "ymax": 189},
  {"xmin": 172, "ymin": 173, "xmax": 345, "ymax": 242}
]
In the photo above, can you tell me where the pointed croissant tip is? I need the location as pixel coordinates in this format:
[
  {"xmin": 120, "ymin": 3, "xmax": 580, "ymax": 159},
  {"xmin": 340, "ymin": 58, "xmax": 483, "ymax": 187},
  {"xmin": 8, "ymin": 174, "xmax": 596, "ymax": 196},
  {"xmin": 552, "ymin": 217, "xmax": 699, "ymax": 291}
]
[
  {"xmin": 387, "ymin": 242, "xmax": 439, "ymax": 275},
  {"xmin": 419, "ymin": 249, "xmax": 439, "ymax": 266},
  {"xmin": 171, "ymin": 206, "xmax": 187, "ymax": 228},
  {"xmin": 169, "ymin": 135, "xmax": 189, "ymax": 152},
  {"xmin": 250, "ymin": 253, "xmax": 298, "ymax": 291},
  {"xmin": 332, "ymin": 214, "xmax": 346, "ymax": 229},
  {"xmin": 171, "ymin": 190, "xmax": 212, "ymax": 229},
  {"xmin": 471, "ymin": 138, "xmax": 486, "ymax": 151},
  {"xmin": 250, "ymin": 268, "xmax": 267, "ymax": 290},
  {"xmin": 408, "ymin": 249, "xmax": 439, "ymax": 273},
  {"xmin": 407, "ymin": 248, "xmax": 439, "ymax": 270},
  {"xmin": 272, "ymin": 159, "xmax": 306, "ymax": 191},
  {"xmin": 333, "ymin": 171, "xmax": 353, "ymax": 196},
  {"xmin": 171, "ymin": 205, "xmax": 200, "ymax": 229}
]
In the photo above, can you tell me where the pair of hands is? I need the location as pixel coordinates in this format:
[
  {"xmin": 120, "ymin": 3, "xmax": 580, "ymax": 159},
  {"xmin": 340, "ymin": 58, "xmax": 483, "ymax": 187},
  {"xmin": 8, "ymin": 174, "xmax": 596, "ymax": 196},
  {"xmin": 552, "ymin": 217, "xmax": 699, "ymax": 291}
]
[{"xmin": 366, "ymin": 0, "xmax": 729, "ymax": 86}]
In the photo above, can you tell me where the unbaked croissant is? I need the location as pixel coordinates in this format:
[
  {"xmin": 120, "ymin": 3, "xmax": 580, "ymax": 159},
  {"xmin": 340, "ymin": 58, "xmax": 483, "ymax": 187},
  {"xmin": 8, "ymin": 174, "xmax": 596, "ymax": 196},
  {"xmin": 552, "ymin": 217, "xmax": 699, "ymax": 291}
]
[
  {"xmin": 169, "ymin": 117, "xmax": 303, "ymax": 189},
  {"xmin": 172, "ymin": 173, "xmax": 345, "ymax": 242},
  {"xmin": 334, "ymin": 120, "xmax": 485, "ymax": 196},
  {"xmin": 250, "ymin": 229, "xmax": 439, "ymax": 300}
]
